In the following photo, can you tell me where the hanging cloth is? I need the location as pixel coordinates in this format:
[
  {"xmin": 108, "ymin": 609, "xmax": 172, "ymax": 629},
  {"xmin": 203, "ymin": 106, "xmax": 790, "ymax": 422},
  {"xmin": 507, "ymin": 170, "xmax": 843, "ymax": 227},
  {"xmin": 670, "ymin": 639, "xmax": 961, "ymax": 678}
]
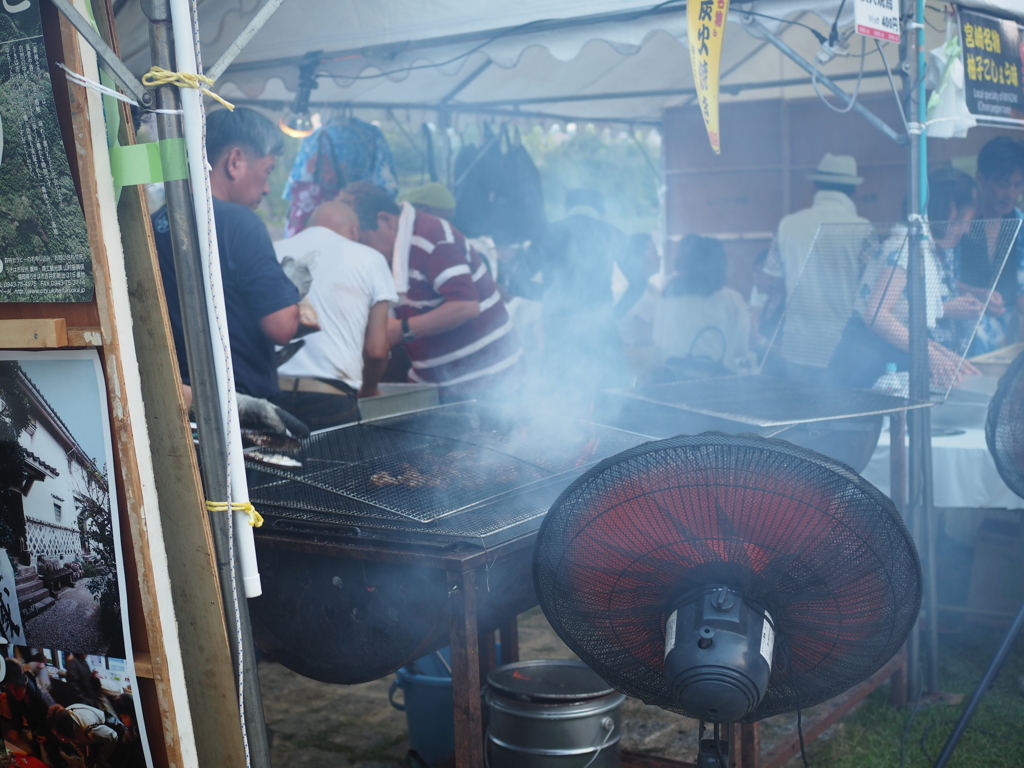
[
  {"xmin": 392, "ymin": 202, "xmax": 417, "ymax": 295},
  {"xmin": 283, "ymin": 117, "xmax": 398, "ymax": 236}
]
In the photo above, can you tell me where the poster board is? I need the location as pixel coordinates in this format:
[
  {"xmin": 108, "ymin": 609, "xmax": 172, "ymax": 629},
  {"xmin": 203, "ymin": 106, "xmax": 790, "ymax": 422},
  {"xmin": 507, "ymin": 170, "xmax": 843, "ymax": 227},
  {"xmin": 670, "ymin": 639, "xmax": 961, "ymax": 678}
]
[
  {"xmin": 0, "ymin": 0, "xmax": 93, "ymax": 302},
  {"xmin": 958, "ymin": 5, "xmax": 1024, "ymax": 125},
  {"xmin": 0, "ymin": 350, "xmax": 152, "ymax": 767}
]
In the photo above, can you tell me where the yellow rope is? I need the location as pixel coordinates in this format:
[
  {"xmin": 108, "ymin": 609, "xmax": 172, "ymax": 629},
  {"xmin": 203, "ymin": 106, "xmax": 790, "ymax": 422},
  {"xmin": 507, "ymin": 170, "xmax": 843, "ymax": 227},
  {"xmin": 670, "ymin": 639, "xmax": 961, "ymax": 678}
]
[
  {"xmin": 143, "ymin": 66, "xmax": 235, "ymax": 111},
  {"xmin": 206, "ymin": 500, "xmax": 264, "ymax": 527}
]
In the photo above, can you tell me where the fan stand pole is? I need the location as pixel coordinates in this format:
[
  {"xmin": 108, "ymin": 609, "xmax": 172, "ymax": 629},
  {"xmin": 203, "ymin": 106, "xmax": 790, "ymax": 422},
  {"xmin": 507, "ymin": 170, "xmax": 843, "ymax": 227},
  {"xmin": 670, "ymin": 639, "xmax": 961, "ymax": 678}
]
[
  {"xmin": 932, "ymin": 596, "xmax": 1024, "ymax": 767},
  {"xmin": 902, "ymin": 0, "xmax": 941, "ymax": 698}
]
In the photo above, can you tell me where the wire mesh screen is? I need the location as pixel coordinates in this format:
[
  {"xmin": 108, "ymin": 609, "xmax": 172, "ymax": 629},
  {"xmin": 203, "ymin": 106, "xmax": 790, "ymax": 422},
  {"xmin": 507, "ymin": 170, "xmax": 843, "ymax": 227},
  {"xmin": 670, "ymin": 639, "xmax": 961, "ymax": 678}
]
[
  {"xmin": 534, "ymin": 432, "xmax": 922, "ymax": 722},
  {"xmin": 620, "ymin": 375, "xmax": 919, "ymax": 427},
  {"xmin": 252, "ymin": 472, "xmax": 572, "ymax": 543},
  {"xmin": 765, "ymin": 219, "xmax": 1021, "ymax": 401},
  {"xmin": 246, "ymin": 403, "xmax": 647, "ymax": 525},
  {"xmin": 986, "ymin": 350, "xmax": 1024, "ymax": 498}
]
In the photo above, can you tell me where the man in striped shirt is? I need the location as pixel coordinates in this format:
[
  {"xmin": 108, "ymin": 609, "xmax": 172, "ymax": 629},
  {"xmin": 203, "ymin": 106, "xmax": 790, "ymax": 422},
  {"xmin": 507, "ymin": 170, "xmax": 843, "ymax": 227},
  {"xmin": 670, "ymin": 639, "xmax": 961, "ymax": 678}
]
[{"xmin": 341, "ymin": 182, "xmax": 523, "ymax": 401}]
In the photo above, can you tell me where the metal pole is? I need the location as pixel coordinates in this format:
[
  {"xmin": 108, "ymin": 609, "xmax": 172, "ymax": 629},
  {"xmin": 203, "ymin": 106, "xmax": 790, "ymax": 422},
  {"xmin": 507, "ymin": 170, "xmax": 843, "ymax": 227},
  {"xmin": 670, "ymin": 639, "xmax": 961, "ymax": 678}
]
[
  {"xmin": 143, "ymin": 1, "xmax": 272, "ymax": 764},
  {"xmin": 903, "ymin": 0, "xmax": 940, "ymax": 697},
  {"xmin": 932, "ymin": 597, "xmax": 1024, "ymax": 767},
  {"xmin": 897, "ymin": 4, "xmax": 919, "ymax": 700}
]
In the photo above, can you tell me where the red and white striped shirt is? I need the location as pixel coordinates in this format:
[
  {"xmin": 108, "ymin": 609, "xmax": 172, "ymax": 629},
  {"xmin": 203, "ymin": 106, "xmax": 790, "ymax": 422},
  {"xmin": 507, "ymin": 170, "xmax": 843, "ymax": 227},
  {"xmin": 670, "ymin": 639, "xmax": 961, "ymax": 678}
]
[{"xmin": 396, "ymin": 211, "xmax": 522, "ymax": 396}]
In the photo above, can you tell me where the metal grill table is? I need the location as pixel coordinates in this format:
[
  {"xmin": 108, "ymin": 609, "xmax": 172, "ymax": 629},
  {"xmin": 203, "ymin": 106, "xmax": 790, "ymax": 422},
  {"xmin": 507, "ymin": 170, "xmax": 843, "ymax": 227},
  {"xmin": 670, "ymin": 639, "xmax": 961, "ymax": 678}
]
[
  {"xmin": 245, "ymin": 403, "xmax": 651, "ymax": 768},
  {"xmin": 253, "ymin": 527, "xmax": 533, "ymax": 768}
]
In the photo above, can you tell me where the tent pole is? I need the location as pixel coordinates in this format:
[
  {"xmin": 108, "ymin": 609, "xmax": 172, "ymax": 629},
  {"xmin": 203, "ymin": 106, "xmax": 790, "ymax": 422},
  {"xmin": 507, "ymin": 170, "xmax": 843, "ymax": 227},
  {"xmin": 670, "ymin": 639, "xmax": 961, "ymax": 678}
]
[
  {"xmin": 143, "ymin": 0, "xmax": 272, "ymax": 763},
  {"xmin": 903, "ymin": 0, "xmax": 940, "ymax": 697}
]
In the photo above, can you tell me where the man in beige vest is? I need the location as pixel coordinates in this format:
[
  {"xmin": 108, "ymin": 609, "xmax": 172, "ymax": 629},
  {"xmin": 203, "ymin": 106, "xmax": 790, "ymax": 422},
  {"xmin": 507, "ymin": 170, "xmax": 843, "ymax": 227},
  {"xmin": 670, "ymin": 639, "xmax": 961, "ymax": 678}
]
[{"xmin": 764, "ymin": 153, "xmax": 870, "ymax": 381}]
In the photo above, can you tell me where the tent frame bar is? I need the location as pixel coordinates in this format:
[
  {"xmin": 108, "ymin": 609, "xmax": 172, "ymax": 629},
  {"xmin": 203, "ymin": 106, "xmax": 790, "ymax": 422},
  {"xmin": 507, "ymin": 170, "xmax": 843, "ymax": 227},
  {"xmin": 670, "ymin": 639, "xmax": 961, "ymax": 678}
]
[
  {"xmin": 230, "ymin": 97, "xmax": 663, "ymax": 125},
  {"xmin": 445, "ymin": 70, "xmax": 889, "ymax": 107},
  {"xmin": 230, "ymin": 70, "xmax": 888, "ymax": 126}
]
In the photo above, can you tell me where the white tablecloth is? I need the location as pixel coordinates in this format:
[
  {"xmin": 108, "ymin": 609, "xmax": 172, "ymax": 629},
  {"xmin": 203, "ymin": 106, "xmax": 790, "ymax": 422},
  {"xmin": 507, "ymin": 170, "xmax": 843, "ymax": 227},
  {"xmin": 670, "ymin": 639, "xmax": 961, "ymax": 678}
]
[
  {"xmin": 861, "ymin": 424, "xmax": 1023, "ymax": 545},
  {"xmin": 862, "ymin": 425, "xmax": 1023, "ymax": 510}
]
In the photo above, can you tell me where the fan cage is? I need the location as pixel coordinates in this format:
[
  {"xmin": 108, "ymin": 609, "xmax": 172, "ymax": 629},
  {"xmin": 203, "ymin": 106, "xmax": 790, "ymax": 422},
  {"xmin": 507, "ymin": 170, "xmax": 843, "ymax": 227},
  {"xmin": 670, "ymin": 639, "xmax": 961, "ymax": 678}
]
[{"xmin": 986, "ymin": 350, "xmax": 1024, "ymax": 499}]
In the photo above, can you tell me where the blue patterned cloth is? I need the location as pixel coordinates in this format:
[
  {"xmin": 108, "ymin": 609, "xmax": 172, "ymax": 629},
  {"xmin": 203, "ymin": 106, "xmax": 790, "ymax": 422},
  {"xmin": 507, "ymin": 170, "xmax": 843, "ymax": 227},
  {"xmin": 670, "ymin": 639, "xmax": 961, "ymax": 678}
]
[{"xmin": 283, "ymin": 118, "xmax": 398, "ymax": 236}]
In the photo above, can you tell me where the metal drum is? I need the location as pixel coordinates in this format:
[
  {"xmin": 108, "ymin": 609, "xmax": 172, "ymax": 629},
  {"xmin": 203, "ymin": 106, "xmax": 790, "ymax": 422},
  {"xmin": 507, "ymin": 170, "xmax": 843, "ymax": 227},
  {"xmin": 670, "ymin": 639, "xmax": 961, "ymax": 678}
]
[{"xmin": 484, "ymin": 660, "xmax": 625, "ymax": 768}]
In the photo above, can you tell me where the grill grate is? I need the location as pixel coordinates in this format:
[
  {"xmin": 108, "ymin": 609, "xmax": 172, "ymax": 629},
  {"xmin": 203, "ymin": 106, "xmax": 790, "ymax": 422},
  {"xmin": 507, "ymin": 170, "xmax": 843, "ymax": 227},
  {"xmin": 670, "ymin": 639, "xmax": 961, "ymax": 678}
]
[{"xmin": 247, "ymin": 403, "xmax": 649, "ymax": 531}]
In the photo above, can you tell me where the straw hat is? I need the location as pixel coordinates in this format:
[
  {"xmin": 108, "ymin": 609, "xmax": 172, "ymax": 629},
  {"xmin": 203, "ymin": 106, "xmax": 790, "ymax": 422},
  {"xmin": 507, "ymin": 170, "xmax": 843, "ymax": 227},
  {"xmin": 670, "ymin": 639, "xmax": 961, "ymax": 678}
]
[{"xmin": 807, "ymin": 153, "xmax": 863, "ymax": 186}]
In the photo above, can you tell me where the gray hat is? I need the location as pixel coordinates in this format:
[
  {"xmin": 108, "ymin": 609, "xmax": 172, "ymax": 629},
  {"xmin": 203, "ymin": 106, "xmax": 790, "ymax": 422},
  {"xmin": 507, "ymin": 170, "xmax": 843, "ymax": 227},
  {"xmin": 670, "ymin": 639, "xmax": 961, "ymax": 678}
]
[{"xmin": 807, "ymin": 153, "xmax": 863, "ymax": 186}]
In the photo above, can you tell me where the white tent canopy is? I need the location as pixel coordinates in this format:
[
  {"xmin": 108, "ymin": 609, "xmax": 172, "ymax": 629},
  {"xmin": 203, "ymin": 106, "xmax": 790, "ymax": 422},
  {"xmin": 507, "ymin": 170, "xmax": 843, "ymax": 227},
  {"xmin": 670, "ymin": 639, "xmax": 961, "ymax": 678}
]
[{"xmin": 113, "ymin": 0, "xmax": 1024, "ymax": 123}]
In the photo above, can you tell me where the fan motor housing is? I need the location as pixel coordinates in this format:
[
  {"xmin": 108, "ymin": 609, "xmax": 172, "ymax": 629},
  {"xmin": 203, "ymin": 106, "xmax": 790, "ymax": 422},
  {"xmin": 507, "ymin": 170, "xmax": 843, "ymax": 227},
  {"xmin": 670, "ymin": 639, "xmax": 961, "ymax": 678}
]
[{"xmin": 664, "ymin": 586, "xmax": 773, "ymax": 723}]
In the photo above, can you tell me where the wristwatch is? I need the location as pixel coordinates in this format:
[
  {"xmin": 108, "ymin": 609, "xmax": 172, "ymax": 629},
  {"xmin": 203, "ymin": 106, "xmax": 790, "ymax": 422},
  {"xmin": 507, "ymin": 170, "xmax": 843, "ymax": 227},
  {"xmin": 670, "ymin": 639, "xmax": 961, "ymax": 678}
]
[{"xmin": 401, "ymin": 317, "xmax": 415, "ymax": 343}]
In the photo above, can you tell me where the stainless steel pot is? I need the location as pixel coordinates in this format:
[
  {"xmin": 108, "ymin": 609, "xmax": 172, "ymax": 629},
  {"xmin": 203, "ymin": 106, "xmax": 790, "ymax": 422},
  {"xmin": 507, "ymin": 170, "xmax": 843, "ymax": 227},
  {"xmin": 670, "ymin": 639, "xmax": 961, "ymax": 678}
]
[{"xmin": 484, "ymin": 660, "xmax": 626, "ymax": 768}]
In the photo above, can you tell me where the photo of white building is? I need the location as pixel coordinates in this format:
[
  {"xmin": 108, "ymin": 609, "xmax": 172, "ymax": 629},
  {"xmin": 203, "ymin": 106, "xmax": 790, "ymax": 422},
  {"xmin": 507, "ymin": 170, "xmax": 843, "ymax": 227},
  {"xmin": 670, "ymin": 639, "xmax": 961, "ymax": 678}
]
[
  {"xmin": 16, "ymin": 366, "xmax": 104, "ymax": 566},
  {"xmin": 0, "ymin": 357, "xmax": 120, "ymax": 655}
]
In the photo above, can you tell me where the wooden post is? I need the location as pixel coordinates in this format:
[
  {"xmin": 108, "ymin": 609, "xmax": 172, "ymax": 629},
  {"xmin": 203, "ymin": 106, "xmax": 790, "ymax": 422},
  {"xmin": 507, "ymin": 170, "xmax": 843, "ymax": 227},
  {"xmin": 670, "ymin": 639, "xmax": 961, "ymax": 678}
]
[
  {"xmin": 80, "ymin": 2, "xmax": 248, "ymax": 763},
  {"xmin": 51, "ymin": 6, "xmax": 191, "ymax": 763},
  {"xmin": 499, "ymin": 617, "xmax": 520, "ymax": 664},
  {"xmin": 449, "ymin": 568, "xmax": 484, "ymax": 768},
  {"xmin": 740, "ymin": 723, "xmax": 761, "ymax": 768},
  {"xmin": 479, "ymin": 630, "xmax": 498, "ymax": 684}
]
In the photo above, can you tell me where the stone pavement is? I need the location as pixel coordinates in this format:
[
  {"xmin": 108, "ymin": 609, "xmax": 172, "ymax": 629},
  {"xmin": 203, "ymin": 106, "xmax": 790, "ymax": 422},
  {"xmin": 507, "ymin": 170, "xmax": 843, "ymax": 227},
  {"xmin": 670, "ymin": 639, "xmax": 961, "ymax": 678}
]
[
  {"xmin": 24, "ymin": 577, "xmax": 108, "ymax": 655},
  {"xmin": 259, "ymin": 607, "xmax": 824, "ymax": 767}
]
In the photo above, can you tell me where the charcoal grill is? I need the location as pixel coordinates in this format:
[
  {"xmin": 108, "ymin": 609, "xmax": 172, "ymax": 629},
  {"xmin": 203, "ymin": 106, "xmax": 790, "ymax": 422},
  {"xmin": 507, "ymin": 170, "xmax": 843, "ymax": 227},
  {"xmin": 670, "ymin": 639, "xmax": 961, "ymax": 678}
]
[{"xmin": 246, "ymin": 402, "xmax": 650, "ymax": 685}]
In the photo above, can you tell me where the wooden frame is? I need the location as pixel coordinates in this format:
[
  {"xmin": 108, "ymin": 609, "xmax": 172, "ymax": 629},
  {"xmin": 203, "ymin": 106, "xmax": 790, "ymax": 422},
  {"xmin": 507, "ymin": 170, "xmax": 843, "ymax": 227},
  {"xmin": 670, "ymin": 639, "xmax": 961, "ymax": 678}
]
[{"xmin": 0, "ymin": 0, "xmax": 248, "ymax": 764}]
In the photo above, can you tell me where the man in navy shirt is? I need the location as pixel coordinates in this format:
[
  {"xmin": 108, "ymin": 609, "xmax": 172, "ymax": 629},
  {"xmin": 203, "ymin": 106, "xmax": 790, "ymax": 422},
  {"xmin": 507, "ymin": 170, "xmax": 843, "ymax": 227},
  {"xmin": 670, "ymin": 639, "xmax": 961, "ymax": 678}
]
[{"xmin": 153, "ymin": 108, "xmax": 303, "ymax": 429}]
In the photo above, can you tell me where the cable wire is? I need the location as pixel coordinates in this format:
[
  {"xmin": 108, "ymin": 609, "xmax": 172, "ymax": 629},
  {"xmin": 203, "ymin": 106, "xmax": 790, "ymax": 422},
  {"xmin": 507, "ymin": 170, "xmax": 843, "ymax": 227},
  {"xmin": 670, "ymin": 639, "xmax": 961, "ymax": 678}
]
[
  {"xmin": 713, "ymin": 722, "xmax": 727, "ymax": 768},
  {"xmin": 740, "ymin": 10, "xmax": 828, "ymax": 43},
  {"xmin": 797, "ymin": 704, "xmax": 810, "ymax": 767},
  {"xmin": 876, "ymin": 38, "xmax": 909, "ymax": 134},
  {"xmin": 811, "ymin": 34, "xmax": 867, "ymax": 113}
]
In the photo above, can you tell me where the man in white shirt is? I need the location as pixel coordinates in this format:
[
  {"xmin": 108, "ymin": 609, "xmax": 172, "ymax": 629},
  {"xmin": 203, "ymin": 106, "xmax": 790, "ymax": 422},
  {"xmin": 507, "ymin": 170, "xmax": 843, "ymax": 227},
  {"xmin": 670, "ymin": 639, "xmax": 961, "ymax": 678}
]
[
  {"xmin": 274, "ymin": 201, "xmax": 398, "ymax": 429},
  {"xmin": 764, "ymin": 153, "xmax": 870, "ymax": 380}
]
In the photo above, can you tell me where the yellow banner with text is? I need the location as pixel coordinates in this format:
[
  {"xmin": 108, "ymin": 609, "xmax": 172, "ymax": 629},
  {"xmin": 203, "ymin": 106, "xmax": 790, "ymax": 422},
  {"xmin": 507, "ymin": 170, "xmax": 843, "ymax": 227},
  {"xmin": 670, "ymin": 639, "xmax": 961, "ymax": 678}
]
[{"xmin": 688, "ymin": 0, "xmax": 730, "ymax": 154}]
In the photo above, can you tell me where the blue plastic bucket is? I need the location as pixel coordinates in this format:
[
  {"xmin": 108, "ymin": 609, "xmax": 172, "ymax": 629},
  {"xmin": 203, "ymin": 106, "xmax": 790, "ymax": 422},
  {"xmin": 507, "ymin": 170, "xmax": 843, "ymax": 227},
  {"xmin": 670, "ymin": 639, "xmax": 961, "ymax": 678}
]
[
  {"xmin": 389, "ymin": 645, "xmax": 502, "ymax": 765},
  {"xmin": 389, "ymin": 648, "xmax": 455, "ymax": 765}
]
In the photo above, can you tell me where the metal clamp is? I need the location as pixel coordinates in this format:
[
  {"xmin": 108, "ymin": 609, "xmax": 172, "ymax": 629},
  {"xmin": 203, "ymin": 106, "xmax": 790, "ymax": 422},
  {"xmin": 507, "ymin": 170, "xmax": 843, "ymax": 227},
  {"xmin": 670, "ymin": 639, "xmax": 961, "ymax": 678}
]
[{"xmin": 48, "ymin": 0, "xmax": 153, "ymax": 108}]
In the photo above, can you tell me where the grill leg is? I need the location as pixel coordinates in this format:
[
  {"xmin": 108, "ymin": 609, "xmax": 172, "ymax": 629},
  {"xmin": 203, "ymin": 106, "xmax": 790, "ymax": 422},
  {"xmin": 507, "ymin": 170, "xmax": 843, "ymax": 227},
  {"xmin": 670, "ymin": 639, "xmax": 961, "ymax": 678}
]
[
  {"xmin": 739, "ymin": 723, "xmax": 760, "ymax": 768},
  {"xmin": 479, "ymin": 631, "xmax": 498, "ymax": 684},
  {"xmin": 449, "ymin": 569, "xmax": 484, "ymax": 768},
  {"xmin": 499, "ymin": 617, "xmax": 520, "ymax": 664}
]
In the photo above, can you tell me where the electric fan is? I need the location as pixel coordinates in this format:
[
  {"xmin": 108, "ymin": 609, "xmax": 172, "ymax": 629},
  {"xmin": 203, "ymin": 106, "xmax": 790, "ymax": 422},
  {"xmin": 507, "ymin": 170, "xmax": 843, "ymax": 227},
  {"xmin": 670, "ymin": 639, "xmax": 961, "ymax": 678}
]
[
  {"xmin": 986, "ymin": 350, "xmax": 1024, "ymax": 500},
  {"xmin": 932, "ymin": 352, "xmax": 1024, "ymax": 768},
  {"xmin": 534, "ymin": 432, "xmax": 921, "ymax": 760}
]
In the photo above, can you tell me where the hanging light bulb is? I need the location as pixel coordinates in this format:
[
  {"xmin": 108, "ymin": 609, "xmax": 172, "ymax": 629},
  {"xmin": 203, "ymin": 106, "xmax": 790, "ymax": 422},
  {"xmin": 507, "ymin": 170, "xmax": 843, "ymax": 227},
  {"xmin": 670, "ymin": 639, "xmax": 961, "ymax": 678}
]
[
  {"xmin": 279, "ymin": 53, "xmax": 320, "ymax": 139},
  {"xmin": 279, "ymin": 111, "xmax": 314, "ymax": 139}
]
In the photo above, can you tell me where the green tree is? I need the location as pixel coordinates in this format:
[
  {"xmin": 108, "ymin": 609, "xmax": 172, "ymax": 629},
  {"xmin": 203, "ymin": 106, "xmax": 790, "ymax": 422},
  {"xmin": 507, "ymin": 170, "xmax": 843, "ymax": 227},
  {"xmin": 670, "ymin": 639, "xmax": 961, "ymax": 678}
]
[
  {"xmin": 76, "ymin": 477, "xmax": 122, "ymax": 654},
  {"xmin": 521, "ymin": 124, "xmax": 661, "ymax": 236},
  {"xmin": 0, "ymin": 362, "xmax": 31, "ymax": 556}
]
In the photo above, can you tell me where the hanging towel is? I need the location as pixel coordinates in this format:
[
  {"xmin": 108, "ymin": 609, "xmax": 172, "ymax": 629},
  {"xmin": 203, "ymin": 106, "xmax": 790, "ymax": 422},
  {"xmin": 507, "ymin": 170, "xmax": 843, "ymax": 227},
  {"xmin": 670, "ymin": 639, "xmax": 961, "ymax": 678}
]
[{"xmin": 392, "ymin": 202, "xmax": 416, "ymax": 295}]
